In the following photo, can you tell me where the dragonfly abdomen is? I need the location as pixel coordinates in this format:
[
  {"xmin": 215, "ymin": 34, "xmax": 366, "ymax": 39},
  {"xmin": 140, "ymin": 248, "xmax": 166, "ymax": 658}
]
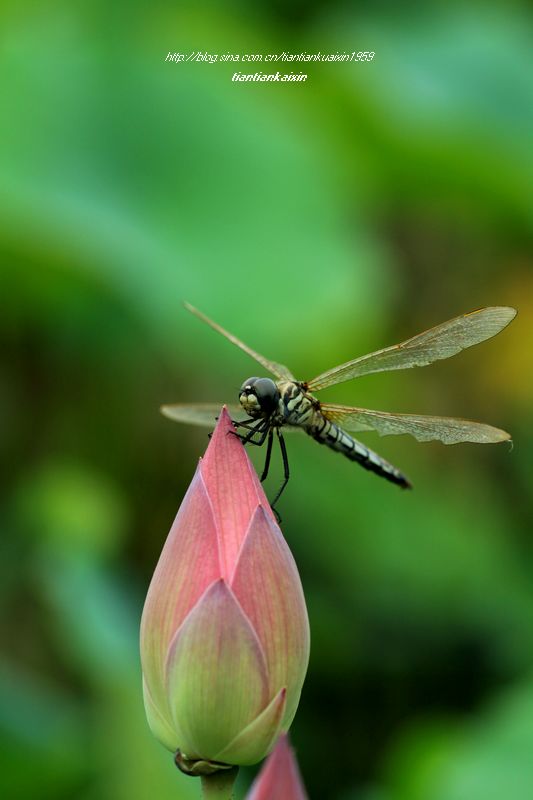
[{"xmin": 309, "ymin": 416, "xmax": 412, "ymax": 489}]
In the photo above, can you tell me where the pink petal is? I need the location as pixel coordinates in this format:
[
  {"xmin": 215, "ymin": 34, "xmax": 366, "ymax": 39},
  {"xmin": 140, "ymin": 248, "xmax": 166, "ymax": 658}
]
[
  {"xmin": 214, "ymin": 688, "xmax": 286, "ymax": 766},
  {"xmin": 165, "ymin": 580, "xmax": 269, "ymax": 760},
  {"xmin": 246, "ymin": 735, "xmax": 309, "ymax": 800},
  {"xmin": 140, "ymin": 468, "xmax": 220, "ymax": 719},
  {"xmin": 231, "ymin": 506, "xmax": 310, "ymax": 728},
  {"xmin": 200, "ymin": 407, "xmax": 275, "ymax": 579}
]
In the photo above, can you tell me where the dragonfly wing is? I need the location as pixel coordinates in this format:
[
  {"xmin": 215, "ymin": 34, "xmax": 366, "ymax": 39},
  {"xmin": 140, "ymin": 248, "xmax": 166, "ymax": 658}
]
[
  {"xmin": 307, "ymin": 307, "xmax": 516, "ymax": 391},
  {"xmin": 320, "ymin": 403, "xmax": 511, "ymax": 445},
  {"xmin": 185, "ymin": 303, "xmax": 295, "ymax": 381},
  {"xmin": 160, "ymin": 403, "xmax": 248, "ymax": 427},
  {"xmin": 160, "ymin": 402, "xmax": 302, "ymax": 432}
]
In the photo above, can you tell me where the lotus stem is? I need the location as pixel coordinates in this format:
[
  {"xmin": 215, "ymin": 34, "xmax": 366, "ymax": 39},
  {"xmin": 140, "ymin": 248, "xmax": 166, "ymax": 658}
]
[{"xmin": 200, "ymin": 767, "xmax": 239, "ymax": 799}]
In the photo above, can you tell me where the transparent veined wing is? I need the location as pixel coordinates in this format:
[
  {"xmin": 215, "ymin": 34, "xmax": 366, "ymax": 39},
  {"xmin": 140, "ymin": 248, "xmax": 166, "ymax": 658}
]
[
  {"xmin": 161, "ymin": 402, "xmax": 303, "ymax": 432},
  {"xmin": 161, "ymin": 403, "xmax": 248, "ymax": 427},
  {"xmin": 185, "ymin": 303, "xmax": 296, "ymax": 381},
  {"xmin": 307, "ymin": 307, "xmax": 516, "ymax": 391},
  {"xmin": 320, "ymin": 403, "xmax": 511, "ymax": 445}
]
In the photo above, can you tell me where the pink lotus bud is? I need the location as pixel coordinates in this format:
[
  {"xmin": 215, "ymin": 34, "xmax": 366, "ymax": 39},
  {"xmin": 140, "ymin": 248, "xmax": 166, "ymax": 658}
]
[
  {"xmin": 246, "ymin": 735, "xmax": 309, "ymax": 800},
  {"xmin": 140, "ymin": 408, "xmax": 310, "ymax": 772}
]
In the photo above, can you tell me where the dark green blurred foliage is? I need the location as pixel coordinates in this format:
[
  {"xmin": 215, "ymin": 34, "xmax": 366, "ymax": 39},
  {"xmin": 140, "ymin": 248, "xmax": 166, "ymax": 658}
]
[{"xmin": 1, "ymin": 1, "xmax": 532, "ymax": 798}]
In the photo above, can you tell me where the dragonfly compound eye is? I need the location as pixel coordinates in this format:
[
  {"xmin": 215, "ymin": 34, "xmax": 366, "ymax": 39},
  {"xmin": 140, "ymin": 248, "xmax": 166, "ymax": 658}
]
[
  {"xmin": 239, "ymin": 376, "xmax": 280, "ymax": 416},
  {"xmin": 239, "ymin": 377, "xmax": 260, "ymax": 393},
  {"xmin": 251, "ymin": 378, "xmax": 280, "ymax": 413}
]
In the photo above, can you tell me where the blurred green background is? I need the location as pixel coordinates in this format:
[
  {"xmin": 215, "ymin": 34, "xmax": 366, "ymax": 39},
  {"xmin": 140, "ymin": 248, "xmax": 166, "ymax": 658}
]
[{"xmin": 1, "ymin": 1, "xmax": 532, "ymax": 798}]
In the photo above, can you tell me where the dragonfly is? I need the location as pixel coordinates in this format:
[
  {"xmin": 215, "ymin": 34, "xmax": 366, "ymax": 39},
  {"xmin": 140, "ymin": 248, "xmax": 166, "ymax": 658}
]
[{"xmin": 162, "ymin": 303, "xmax": 516, "ymax": 510}]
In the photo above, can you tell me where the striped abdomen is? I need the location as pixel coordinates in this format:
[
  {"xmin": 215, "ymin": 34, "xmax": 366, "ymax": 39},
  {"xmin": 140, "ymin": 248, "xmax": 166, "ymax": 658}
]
[{"xmin": 308, "ymin": 414, "xmax": 411, "ymax": 489}]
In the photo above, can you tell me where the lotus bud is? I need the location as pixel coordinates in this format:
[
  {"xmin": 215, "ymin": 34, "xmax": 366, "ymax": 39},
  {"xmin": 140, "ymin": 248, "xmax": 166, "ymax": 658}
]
[
  {"xmin": 247, "ymin": 735, "xmax": 309, "ymax": 800},
  {"xmin": 140, "ymin": 408, "xmax": 310, "ymax": 775}
]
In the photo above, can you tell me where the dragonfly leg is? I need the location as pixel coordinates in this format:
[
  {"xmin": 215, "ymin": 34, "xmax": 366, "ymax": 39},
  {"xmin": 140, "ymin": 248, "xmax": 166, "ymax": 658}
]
[
  {"xmin": 230, "ymin": 419, "xmax": 269, "ymax": 446},
  {"xmin": 244, "ymin": 424, "xmax": 270, "ymax": 447},
  {"xmin": 233, "ymin": 418, "xmax": 258, "ymax": 430},
  {"xmin": 259, "ymin": 429, "xmax": 274, "ymax": 482},
  {"xmin": 228, "ymin": 418, "xmax": 261, "ymax": 441},
  {"xmin": 271, "ymin": 428, "xmax": 289, "ymax": 511}
]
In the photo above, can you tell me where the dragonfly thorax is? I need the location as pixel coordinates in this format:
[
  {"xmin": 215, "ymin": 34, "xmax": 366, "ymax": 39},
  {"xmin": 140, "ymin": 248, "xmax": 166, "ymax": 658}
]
[{"xmin": 239, "ymin": 376, "xmax": 280, "ymax": 418}]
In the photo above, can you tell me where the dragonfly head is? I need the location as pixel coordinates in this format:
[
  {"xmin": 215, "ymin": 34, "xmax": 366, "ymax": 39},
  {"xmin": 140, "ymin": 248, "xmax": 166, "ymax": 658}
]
[{"xmin": 239, "ymin": 377, "xmax": 280, "ymax": 418}]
